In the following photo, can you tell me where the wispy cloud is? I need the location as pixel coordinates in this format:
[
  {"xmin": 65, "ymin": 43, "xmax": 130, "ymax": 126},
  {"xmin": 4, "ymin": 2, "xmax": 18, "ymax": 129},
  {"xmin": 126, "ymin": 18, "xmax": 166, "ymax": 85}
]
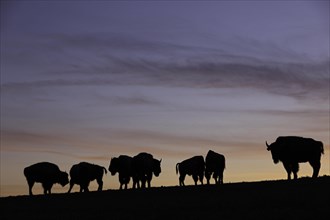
[
  {"xmin": 1, "ymin": 127, "xmax": 255, "ymax": 159},
  {"xmin": 3, "ymin": 32, "xmax": 328, "ymax": 102},
  {"xmin": 2, "ymin": 59, "xmax": 328, "ymax": 103}
]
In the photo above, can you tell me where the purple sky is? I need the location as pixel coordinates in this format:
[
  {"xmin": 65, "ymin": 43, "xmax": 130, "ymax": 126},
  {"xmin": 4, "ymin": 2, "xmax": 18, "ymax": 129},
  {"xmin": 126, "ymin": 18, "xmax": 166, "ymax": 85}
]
[{"xmin": 1, "ymin": 1, "xmax": 329, "ymax": 196}]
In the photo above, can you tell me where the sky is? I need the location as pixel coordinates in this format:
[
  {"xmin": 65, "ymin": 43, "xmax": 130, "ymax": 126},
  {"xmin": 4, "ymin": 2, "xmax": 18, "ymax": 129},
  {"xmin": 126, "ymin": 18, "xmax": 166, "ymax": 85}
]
[{"xmin": 1, "ymin": 0, "xmax": 329, "ymax": 197}]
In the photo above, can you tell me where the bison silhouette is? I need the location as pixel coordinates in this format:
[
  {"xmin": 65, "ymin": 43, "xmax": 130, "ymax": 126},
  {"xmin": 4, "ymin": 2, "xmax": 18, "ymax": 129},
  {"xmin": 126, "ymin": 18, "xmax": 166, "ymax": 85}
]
[
  {"xmin": 23, "ymin": 162, "xmax": 69, "ymax": 196},
  {"xmin": 109, "ymin": 155, "xmax": 133, "ymax": 190},
  {"xmin": 266, "ymin": 136, "xmax": 324, "ymax": 180},
  {"xmin": 68, "ymin": 162, "xmax": 107, "ymax": 193},
  {"xmin": 176, "ymin": 156, "xmax": 205, "ymax": 186},
  {"xmin": 205, "ymin": 150, "xmax": 226, "ymax": 185},
  {"xmin": 132, "ymin": 152, "xmax": 162, "ymax": 189}
]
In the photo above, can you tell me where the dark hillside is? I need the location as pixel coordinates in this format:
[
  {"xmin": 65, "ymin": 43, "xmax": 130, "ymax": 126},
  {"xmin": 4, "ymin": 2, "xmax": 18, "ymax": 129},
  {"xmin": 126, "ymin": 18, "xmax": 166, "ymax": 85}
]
[{"xmin": 1, "ymin": 176, "xmax": 329, "ymax": 220}]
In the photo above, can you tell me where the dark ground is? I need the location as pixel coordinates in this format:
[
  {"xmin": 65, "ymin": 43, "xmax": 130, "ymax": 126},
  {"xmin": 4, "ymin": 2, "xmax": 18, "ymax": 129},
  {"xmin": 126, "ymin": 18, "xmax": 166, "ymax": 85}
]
[{"xmin": 1, "ymin": 176, "xmax": 329, "ymax": 220}]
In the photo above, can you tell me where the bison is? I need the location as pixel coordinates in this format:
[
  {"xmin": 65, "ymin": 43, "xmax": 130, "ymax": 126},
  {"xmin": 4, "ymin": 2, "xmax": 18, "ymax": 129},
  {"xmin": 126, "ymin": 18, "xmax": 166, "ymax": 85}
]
[
  {"xmin": 266, "ymin": 136, "xmax": 324, "ymax": 180},
  {"xmin": 176, "ymin": 156, "xmax": 205, "ymax": 186},
  {"xmin": 109, "ymin": 155, "xmax": 133, "ymax": 190},
  {"xmin": 68, "ymin": 162, "xmax": 107, "ymax": 193},
  {"xmin": 205, "ymin": 150, "xmax": 226, "ymax": 185},
  {"xmin": 132, "ymin": 152, "xmax": 162, "ymax": 189},
  {"xmin": 23, "ymin": 162, "xmax": 69, "ymax": 196}
]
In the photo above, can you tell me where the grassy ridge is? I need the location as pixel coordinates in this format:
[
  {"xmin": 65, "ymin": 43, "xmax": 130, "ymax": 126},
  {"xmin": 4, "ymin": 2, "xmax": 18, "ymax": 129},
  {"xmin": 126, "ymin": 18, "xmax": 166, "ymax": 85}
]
[{"xmin": 1, "ymin": 176, "xmax": 329, "ymax": 220}]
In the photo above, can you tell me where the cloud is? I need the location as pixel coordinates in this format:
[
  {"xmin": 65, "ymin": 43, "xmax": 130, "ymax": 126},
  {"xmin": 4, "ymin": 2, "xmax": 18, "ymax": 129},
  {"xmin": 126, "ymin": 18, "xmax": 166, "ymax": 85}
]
[
  {"xmin": 3, "ymin": 58, "xmax": 328, "ymax": 103},
  {"xmin": 2, "ymin": 32, "xmax": 329, "ymax": 104},
  {"xmin": 1, "ymin": 129, "xmax": 116, "ymax": 161},
  {"xmin": 1, "ymin": 78, "xmax": 118, "ymax": 90},
  {"xmin": 0, "ymin": 128, "xmax": 234, "ymax": 162},
  {"xmin": 1, "ymin": 129, "xmax": 79, "ymax": 150}
]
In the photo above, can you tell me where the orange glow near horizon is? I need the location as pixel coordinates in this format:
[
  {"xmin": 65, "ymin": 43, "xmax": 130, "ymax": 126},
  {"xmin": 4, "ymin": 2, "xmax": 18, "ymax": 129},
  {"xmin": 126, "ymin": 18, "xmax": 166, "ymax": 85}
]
[{"xmin": 1, "ymin": 143, "xmax": 329, "ymax": 197}]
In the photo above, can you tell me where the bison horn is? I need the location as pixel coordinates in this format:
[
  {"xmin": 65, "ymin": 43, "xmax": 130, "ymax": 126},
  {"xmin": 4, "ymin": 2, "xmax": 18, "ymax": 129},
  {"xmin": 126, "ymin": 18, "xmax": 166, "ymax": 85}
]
[{"xmin": 266, "ymin": 141, "xmax": 270, "ymax": 150}]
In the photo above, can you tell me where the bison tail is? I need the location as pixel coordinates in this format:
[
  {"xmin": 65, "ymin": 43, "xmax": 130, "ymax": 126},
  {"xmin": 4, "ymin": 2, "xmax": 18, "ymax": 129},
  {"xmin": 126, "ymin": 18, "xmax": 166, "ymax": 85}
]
[
  {"xmin": 176, "ymin": 163, "xmax": 180, "ymax": 175},
  {"xmin": 103, "ymin": 167, "xmax": 107, "ymax": 175}
]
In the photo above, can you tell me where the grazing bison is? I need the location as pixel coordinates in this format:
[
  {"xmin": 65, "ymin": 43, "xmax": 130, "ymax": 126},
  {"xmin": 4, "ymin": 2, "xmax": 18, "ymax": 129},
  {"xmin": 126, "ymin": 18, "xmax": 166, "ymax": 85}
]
[
  {"xmin": 132, "ymin": 152, "xmax": 162, "ymax": 189},
  {"xmin": 205, "ymin": 150, "xmax": 226, "ymax": 185},
  {"xmin": 23, "ymin": 162, "xmax": 69, "ymax": 196},
  {"xmin": 68, "ymin": 162, "xmax": 107, "ymax": 193},
  {"xmin": 109, "ymin": 155, "xmax": 133, "ymax": 189},
  {"xmin": 266, "ymin": 136, "xmax": 324, "ymax": 180},
  {"xmin": 176, "ymin": 156, "xmax": 205, "ymax": 186}
]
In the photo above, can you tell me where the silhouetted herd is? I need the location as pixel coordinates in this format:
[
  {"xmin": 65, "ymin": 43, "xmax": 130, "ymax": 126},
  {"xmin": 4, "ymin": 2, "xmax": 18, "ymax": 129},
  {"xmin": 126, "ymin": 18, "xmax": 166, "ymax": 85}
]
[{"xmin": 23, "ymin": 136, "xmax": 324, "ymax": 195}]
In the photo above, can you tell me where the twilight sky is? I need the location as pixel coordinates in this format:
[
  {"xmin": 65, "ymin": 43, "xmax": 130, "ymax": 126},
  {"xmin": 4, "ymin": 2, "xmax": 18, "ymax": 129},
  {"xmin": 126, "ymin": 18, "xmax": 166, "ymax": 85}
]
[{"xmin": 1, "ymin": 1, "xmax": 329, "ymax": 196}]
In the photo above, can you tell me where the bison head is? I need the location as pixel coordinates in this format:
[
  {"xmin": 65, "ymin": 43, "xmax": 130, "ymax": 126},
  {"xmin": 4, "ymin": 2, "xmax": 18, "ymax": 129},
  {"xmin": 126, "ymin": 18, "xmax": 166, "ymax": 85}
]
[
  {"xmin": 59, "ymin": 171, "xmax": 69, "ymax": 186},
  {"xmin": 266, "ymin": 141, "xmax": 280, "ymax": 164},
  {"xmin": 153, "ymin": 159, "xmax": 161, "ymax": 177},
  {"xmin": 109, "ymin": 157, "xmax": 119, "ymax": 176}
]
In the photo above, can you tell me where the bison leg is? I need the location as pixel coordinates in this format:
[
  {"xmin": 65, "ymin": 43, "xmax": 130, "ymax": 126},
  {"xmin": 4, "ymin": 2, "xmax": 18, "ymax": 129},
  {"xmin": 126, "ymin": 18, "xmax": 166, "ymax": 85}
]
[
  {"xmin": 141, "ymin": 180, "xmax": 145, "ymax": 188},
  {"xmin": 192, "ymin": 174, "xmax": 198, "ymax": 185},
  {"xmin": 310, "ymin": 160, "xmax": 321, "ymax": 178},
  {"xmin": 42, "ymin": 182, "xmax": 53, "ymax": 195},
  {"xmin": 120, "ymin": 176, "xmax": 129, "ymax": 189},
  {"xmin": 292, "ymin": 163, "xmax": 299, "ymax": 180},
  {"xmin": 213, "ymin": 176, "xmax": 220, "ymax": 184},
  {"xmin": 132, "ymin": 176, "xmax": 139, "ymax": 189},
  {"xmin": 283, "ymin": 162, "xmax": 292, "ymax": 180},
  {"xmin": 125, "ymin": 177, "xmax": 130, "ymax": 189},
  {"xmin": 81, "ymin": 182, "xmax": 89, "ymax": 192},
  {"xmin": 179, "ymin": 174, "xmax": 186, "ymax": 186},
  {"xmin": 213, "ymin": 173, "xmax": 218, "ymax": 184},
  {"xmin": 199, "ymin": 173, "xmax": 204, "ymax": 185},
  {"xmin": 85, "ymin": 182, "xmax": 90, "ymax": 192},
  {"xmin": 97, "ymin": 179, "xmax": 103, "ymax": 191},
  {"xmin": 42, "ymin": 183, "xmax": 47, "ymax": 195},
  {"xmin": 27, "ymin": 180, "xmax": 34, "ymax": 196},
  {"xmin": 205, "ymin": 171, "xmax": 211, "ymax": 185},
  {"xmin": 68, "ymin": 182, "xmax": 74, "ymax": 193},
  {"xmin": 219, "ymin": 172, "xmax": 224, "ymax": 184},
  {"xmin": 140, "ymin": 175, "xmax": 148, "ymax": 188},
  {"xmin": 119, "ymin": 174, "xmax": 125, "ymax": 190},
  {"xmin": 147, "ymin": 173, "xmax": 152, "ymax": 188}
]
